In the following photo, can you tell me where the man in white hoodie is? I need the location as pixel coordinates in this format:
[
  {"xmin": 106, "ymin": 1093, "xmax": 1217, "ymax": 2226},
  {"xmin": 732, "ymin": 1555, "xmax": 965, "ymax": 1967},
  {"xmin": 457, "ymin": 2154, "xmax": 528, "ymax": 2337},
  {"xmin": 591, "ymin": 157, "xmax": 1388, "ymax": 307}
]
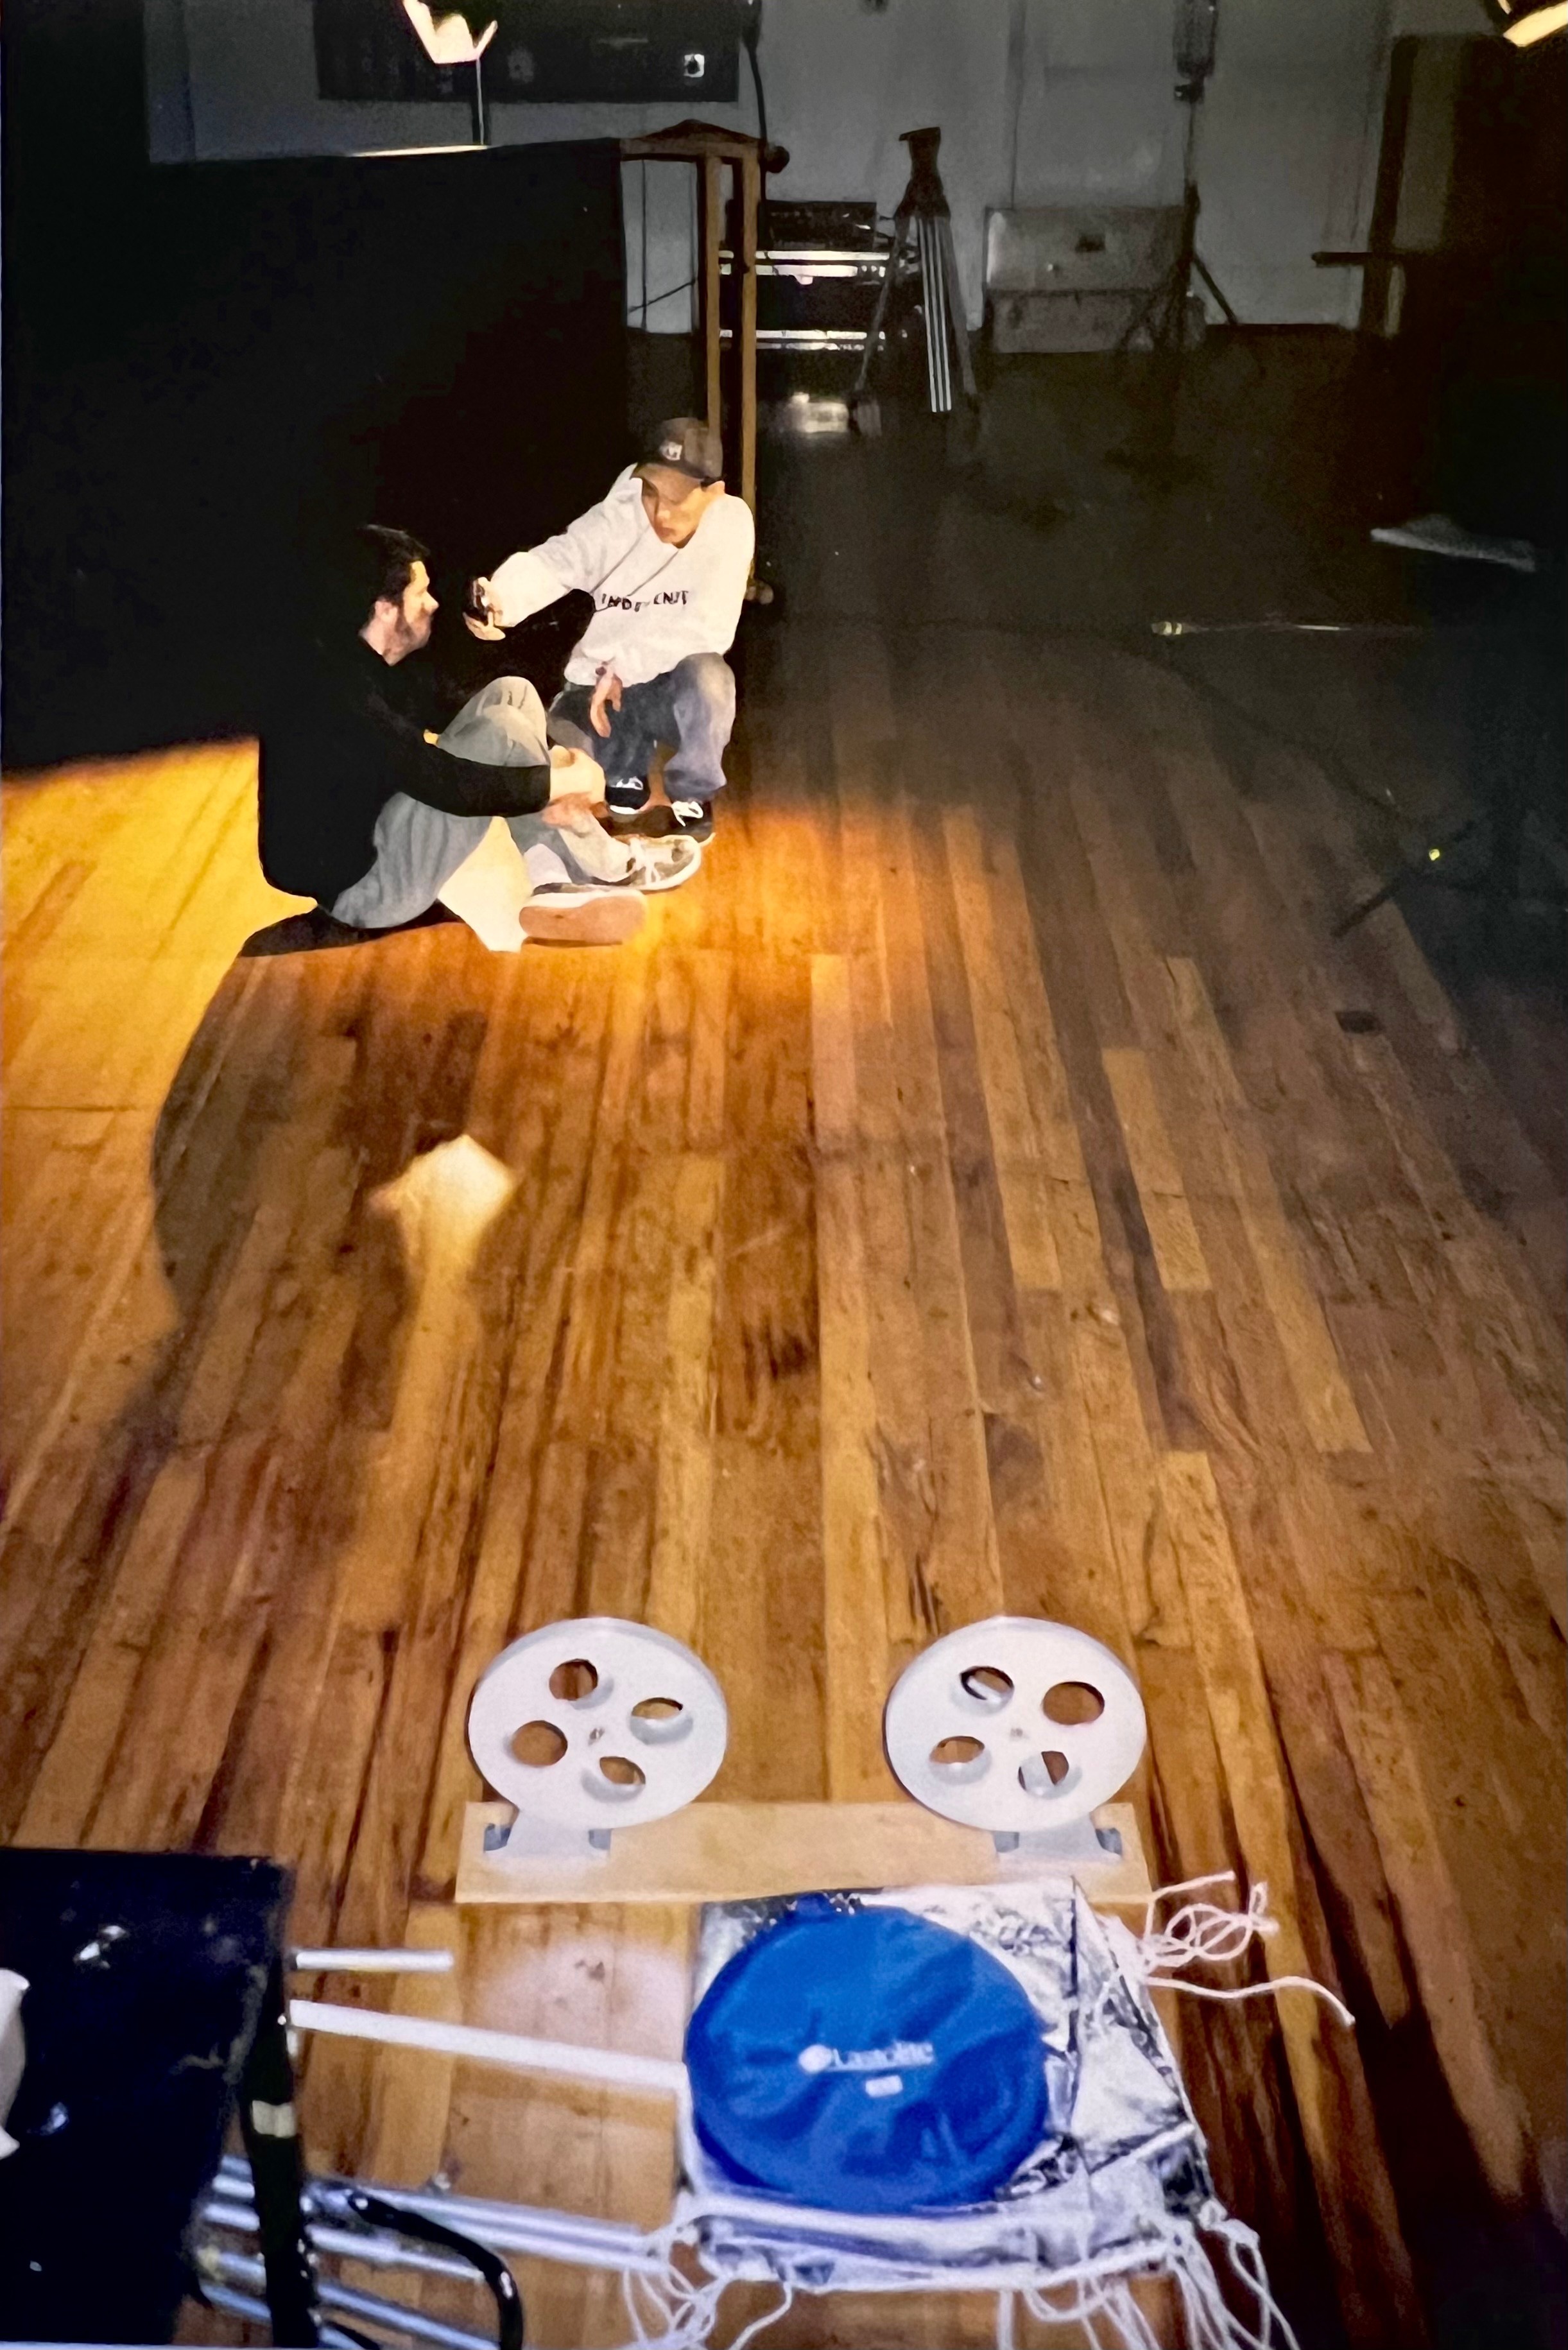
[{"xmin": 470, "ymin": 419, "xmax": 754, "ymax": 845}]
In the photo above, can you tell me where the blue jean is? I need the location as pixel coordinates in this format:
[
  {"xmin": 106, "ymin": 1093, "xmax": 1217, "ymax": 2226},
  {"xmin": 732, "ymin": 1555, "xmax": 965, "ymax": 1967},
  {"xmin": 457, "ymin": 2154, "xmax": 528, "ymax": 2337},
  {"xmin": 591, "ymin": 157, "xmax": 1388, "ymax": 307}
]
[{"xmin": 548, "ymin": 652, "xmax": 735, "ymax": 803}]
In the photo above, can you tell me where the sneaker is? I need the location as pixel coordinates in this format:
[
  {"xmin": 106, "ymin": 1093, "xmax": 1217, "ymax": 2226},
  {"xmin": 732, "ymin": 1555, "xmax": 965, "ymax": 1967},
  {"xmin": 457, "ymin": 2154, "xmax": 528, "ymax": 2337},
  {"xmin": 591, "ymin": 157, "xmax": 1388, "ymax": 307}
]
[
  {"xmin": 604, "ymin": 776, "xmax": 650, "ymax": 822},
  {"xmin": 666, "ymin": 797, "xmax": 715, "ymax": 845},
  {"xmin": 620, "ymin": 835, "xmax": 703, "ymax": 892},
  {"xmin": 519, "ymin": 888, "xmax": 646, "ymax": 947},
  {"xmin": 539, "ymin": 837, "xmax": 702, "ymax": 896}
]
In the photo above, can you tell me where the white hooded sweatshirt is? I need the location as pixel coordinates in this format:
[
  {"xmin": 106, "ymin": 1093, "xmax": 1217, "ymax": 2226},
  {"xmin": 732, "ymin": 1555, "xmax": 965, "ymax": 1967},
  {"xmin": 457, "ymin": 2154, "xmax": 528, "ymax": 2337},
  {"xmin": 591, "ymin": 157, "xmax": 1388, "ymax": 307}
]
[{"xmin": 487, "ymin": 466, "xmax": 754, "ymax": 691}]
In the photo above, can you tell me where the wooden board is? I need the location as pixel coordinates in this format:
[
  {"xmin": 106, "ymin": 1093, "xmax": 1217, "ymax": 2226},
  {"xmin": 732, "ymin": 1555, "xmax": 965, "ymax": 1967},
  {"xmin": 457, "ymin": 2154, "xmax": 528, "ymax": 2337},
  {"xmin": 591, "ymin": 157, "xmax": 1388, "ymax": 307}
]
[{"xmin": 455, "ymin": 1797, "xmax": 1152, "ymax": 1907}]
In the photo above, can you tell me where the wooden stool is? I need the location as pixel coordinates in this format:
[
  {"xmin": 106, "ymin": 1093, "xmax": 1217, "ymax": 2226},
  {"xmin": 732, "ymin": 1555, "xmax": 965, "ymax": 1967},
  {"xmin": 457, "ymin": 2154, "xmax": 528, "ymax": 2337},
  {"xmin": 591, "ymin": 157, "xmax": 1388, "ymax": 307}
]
[{"xmin": 621, "ymin": 121, "xmax": 766, "ymax": 591}]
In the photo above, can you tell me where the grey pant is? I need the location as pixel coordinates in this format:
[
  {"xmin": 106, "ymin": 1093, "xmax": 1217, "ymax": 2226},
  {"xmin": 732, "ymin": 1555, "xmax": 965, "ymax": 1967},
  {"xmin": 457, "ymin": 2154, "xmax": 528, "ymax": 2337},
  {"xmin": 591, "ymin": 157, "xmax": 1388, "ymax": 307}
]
[{"xmin": 332, "ymin": 676, "xmax": 626, "ymax": 931}]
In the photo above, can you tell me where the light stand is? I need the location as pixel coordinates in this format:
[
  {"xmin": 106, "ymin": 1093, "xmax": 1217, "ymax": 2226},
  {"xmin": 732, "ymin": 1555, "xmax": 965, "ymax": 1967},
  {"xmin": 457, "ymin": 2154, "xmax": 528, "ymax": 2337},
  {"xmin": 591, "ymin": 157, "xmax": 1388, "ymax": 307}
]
[
  {"xmin": 1110, "ymin": 0, "xmax": 1250, "ymax": 480},
  {"xmin": 401, "ymin": 1, "xmax": 497, "ymax": 147}
]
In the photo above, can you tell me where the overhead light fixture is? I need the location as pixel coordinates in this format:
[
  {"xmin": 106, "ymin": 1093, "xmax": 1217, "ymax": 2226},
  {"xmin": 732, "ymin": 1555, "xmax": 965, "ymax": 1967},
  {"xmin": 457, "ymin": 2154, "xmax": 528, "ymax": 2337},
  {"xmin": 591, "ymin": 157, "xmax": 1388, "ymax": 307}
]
[
  {"xmin": 402, "ymin": 0, "xmax": 497, "ymax": 143},
  {"xmin": 1483, "ymin": 0, "xmax": 1568, "ymax": 44},
  {"xmin": 402, "ymin": 1, "xmax": 496, "ymax": 66}
]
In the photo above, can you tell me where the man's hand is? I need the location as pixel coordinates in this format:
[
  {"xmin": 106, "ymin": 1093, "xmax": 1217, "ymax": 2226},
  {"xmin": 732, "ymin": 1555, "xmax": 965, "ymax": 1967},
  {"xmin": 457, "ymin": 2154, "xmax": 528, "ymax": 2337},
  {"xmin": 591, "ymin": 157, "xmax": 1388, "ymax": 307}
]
[
  {"xmin": 541, "ymin": 792, "xmax": 601, "ymax": 831},
  {"xmin": 463, "ymin": 576, "xmax": 506, "ymax": 641},
  {"xmin": 549, "ymin": 744, "xmax": 606, "ymax": 799},
  {"xmin": 589, "ymin": 669, "xmax": 624, "ymax": 738}
]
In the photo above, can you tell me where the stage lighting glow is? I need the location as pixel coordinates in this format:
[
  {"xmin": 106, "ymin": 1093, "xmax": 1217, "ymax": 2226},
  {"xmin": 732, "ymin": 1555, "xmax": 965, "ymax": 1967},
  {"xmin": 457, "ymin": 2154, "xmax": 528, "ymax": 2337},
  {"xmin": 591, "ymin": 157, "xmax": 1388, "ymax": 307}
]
[
  {"xmin": 374, "ymin": 1134, "xmax": 518, "ymax": 1274},
  {"xmin": 1506, "ymin": 1, "xmax": 1568, "ymax": 38},
  {"xmin": 402, "ymin": 0, "xmax": 496, "ymax": 65},
  {"xmin": 1486, "ymin": 0, "xmax": 1568, "ymax": 41},
  {"xmin": 415, "ymin": 1133, "xmax": 517, "ymax": 1227}
]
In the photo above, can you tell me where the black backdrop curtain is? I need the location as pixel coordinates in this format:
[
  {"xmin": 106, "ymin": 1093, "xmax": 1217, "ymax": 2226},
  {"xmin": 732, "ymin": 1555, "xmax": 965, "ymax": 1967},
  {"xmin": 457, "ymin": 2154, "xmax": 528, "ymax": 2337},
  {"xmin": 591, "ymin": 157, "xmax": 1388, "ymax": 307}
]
[{"xmin": 4, "ymin": 2, "xmax": 628, "ymax": 767}]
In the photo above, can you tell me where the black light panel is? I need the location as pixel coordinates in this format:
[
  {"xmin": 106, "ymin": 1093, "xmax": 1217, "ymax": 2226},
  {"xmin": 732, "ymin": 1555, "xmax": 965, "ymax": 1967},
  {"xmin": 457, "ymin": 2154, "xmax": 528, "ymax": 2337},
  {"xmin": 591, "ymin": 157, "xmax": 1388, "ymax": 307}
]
[{"xmin": 314, "ymin": 0, "xmax": 743, "ymax": 105}]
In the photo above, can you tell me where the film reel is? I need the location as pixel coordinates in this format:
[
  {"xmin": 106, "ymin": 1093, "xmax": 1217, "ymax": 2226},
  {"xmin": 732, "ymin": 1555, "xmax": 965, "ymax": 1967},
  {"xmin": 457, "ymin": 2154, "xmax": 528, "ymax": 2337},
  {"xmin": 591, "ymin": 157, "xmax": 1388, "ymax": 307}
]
[
  {"xmin": 468, "ymin": 1617, "xmax": 728, "ymax": 1857},
  {"xmin": 883, "ymin": 1616, "xmax": 1146, "ymax": 1846}
]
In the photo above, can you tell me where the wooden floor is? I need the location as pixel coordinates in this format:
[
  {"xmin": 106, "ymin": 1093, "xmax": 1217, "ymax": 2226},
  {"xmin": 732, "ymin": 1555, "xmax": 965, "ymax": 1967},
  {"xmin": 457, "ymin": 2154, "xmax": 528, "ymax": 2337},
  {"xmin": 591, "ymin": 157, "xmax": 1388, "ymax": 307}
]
[{"xmin": 3, "ymin": 618, "xmax": 1565, "ymax": 2349}]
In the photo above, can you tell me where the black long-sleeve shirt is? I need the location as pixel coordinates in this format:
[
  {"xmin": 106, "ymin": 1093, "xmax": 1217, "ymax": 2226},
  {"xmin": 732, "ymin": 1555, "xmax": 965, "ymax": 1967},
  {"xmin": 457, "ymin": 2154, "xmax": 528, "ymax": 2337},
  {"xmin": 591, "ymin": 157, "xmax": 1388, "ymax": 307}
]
[{"xmin": 258, "ymin": 638, "xmax": 551, "ymax": 905}]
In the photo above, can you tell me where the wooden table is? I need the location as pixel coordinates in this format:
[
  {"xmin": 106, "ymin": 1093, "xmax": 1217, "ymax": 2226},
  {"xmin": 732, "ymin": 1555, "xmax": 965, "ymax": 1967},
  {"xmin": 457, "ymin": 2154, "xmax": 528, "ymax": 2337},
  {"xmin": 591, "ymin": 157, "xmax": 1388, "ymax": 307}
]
[{"xmin": 621, "ymin": 121, "xmax": 762, "ymax": 524}]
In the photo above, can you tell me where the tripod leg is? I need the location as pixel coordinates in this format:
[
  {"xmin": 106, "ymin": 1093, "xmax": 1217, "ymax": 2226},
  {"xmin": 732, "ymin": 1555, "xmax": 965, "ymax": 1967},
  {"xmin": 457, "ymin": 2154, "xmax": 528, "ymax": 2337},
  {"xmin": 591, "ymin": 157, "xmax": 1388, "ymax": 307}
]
[
  {"xmin": 1114, "ymin": 279, "xmax": 1162, "ymax": 359},
  {"xmin": 1193, "ymin": 250, "xmax": 1266, "ymax": 377},
  {"xmin": 917, "ymin": 213, "xmax": 951, "ymax": 411},
  {"xmin": 935, "ymin": 213, "xmax": 978, "ymax": 401},
  {"xmin": 853, "ymin": 216, "xmax": 907, "ymax": 399},
  {"xmin": 1191, "ymin": 251, "xmax": 1240, "ymax": 329},
  {"xmin": 931, "ymin": 221, "xmax": 954, "ymax": 410},
  {"xmin": 1331, "ymin": 816, "xmax": 1480, "ymax": 938},
  {"xmin": 914, "ymin": 215, "xmax": 933, "ymax": 409}
]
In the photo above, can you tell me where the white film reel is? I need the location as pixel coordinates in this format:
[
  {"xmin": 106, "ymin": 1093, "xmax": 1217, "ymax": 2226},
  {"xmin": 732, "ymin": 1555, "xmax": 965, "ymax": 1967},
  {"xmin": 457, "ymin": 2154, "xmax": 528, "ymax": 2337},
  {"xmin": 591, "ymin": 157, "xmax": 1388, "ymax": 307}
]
[
  {"xmin": 468, "ymin": 1617, "xmax": 728, "ymax": 1854},
  {"xmin": 883, "ymin": 1616, "xmax": 1146, "ymax": 1841}
]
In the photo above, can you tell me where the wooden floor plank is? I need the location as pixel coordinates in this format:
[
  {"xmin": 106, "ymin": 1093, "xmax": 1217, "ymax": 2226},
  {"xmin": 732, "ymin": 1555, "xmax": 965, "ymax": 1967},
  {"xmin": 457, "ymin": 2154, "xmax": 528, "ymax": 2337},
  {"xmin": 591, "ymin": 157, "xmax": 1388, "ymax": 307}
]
[
  {"xmin": 1101, "ymin": 1045, "xmax": 1212, "ymax": 1294},
  {"xmin": 4, "ymin": 616, "xmax": 1564, "ymax": 2350},
  {"xmin": 1167, "ymin": 956, "xmax": 1373, "ymax": 1454},
  {"xmin": 1323, "ymin": 1646, "xmax": 1534, "ymax": 2203},
  {"xmin": 812, "ymin": 956, "xmax": 893, "ymax": 1798},
  {"xmin": 942, "ymin": 806, "xmax": 1062, "ymax": 1294}
]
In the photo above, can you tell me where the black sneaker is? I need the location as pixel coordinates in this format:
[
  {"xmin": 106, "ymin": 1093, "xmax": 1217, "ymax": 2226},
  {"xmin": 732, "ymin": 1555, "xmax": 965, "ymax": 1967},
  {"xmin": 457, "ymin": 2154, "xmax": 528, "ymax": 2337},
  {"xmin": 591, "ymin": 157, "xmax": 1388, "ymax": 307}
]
[
  {"xmin": 604, "ymin": 776, "xmax": 650, "ymax": 824},
  {"xmin": 666, "ymin": 797, "xmax": 715, "ymax": 845}
]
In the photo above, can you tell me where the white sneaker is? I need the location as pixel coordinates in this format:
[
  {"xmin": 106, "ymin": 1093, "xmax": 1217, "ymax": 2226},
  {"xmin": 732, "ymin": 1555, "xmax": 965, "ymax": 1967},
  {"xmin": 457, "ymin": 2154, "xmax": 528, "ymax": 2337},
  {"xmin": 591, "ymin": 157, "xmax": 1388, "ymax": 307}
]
[
  {"xmin": 620, "ymin": 835, "xmax": 703, "ymax": 892},
  {"xmin": 519, "ymin": 890, "xmax": 646, "ymax": 947},
  {"xmin": 530, "ymin": 833, "xmax": 700, "ymax": 904}
]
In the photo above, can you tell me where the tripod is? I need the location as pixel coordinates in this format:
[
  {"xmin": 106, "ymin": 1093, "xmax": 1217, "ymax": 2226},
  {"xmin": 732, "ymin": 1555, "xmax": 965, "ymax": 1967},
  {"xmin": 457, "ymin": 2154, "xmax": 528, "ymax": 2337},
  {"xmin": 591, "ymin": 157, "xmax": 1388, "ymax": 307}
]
[
  {"xmin": 850, "ymin": 126, "xmax": 977, "ymax": 435},
  {"xmin": 1332, "ymin": 585, "xmax": 1568, "ymax": 943},
  {"xmin": 1115, "ymin": 89, "xmax": 1240, "ymax": 368},
  {"xmin": 1110, "ymin": 42, "xmax": 1255, "ymax": 480}
]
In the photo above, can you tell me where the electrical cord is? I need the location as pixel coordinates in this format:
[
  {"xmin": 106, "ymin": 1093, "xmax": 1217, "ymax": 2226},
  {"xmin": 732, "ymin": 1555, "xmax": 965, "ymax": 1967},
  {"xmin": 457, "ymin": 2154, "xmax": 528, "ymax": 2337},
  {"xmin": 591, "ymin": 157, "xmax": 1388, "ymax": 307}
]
[
  {"xmin": 741, "ymin": 4, "xmax": 767, "ymax": 148},
  {"xmin": 316, "ymin": 2187, "xmax": 525, "ymax": 2350},
  {"xmin": 740, "ymin": 0, "xmax": 789, "ymax": 218}
]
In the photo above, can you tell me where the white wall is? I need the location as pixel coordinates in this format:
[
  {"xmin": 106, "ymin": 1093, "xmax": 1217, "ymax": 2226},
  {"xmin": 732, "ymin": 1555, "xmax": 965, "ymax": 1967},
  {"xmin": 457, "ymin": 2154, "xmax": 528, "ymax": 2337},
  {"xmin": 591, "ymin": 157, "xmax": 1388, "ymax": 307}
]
[{"xmin": 144, "ymin": 0, "xmax": 1494, "ymax": 329}]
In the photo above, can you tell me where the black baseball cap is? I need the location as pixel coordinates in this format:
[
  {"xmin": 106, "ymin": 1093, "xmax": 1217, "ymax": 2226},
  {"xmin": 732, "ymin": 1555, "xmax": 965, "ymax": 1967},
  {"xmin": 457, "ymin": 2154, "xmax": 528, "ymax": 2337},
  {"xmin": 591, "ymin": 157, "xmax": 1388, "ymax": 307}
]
[{"xmin": 637, "ymin": 417, "xmax": 724, "ymax": 486}]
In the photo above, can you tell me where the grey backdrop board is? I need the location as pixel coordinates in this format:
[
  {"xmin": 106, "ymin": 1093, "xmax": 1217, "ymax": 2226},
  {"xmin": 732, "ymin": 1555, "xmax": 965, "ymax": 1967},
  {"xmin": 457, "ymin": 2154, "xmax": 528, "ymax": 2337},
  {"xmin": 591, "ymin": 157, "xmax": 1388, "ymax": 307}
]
[{"xmin": 4, "ymin": 1, "xmax": 628, "ymax": 766}]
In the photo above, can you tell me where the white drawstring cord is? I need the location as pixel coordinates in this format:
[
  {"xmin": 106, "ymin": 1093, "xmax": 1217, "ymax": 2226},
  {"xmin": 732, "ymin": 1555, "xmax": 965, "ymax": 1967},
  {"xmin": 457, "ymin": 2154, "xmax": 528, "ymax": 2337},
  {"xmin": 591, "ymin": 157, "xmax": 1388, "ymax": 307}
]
[
  {"xmin": 1110, "ymin": 1872, "xmax": 1356, "ymax": 2031},
  {"xmin": 1203, "ymin": 2206, "xmax": 1304, "ymax": 2350}
]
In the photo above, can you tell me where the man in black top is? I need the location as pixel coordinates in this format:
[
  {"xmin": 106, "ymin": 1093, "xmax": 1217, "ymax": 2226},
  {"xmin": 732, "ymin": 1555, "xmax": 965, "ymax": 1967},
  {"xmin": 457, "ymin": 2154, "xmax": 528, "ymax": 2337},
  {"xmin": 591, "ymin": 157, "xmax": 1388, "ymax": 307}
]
[{"xmin": 259, "ymin": 527, "xmax": 697, "ymax": 935}]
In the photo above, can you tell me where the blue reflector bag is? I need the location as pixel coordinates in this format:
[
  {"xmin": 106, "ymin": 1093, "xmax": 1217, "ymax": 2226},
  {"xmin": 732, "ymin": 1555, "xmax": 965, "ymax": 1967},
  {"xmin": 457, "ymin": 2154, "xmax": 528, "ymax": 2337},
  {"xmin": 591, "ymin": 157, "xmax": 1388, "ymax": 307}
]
[{"xmin": 684, "ymin": 1896, "xmax": 1048, "ymax": 2214}]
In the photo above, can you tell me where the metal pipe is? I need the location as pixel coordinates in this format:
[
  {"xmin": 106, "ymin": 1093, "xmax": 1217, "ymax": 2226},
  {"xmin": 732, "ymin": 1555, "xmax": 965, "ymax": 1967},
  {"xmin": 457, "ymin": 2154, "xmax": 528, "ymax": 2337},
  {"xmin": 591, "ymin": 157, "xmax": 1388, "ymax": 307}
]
[
  {"xmin": 199, "ymin": 2202, "xmax": 481, "ymax": 2283},
  {"xmin": 289, "ymin": 1996, "xmax": 687, "ymax": 2100},
  {"xmin": 323, "ymin": 2273, "xmax": 497, "ymax": 2350},
  {"xmin": 1151, "ymin": 618, "xmax": 1429, "ymax": 637},
  {"xmin": 206, "ymin": 2247, "xmax": 496, "ymax": 2350},
  {"xmin": 198, "ymin": 2280, "xmax": 362, "ymax": 2349},
  {"xmin": 291, "ymin": 1948, "xmax": 456, "ymax": 1976},
  {"xmin": 212, "ymin": 2162, "xmax": 664, "ymax": 2275}
]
